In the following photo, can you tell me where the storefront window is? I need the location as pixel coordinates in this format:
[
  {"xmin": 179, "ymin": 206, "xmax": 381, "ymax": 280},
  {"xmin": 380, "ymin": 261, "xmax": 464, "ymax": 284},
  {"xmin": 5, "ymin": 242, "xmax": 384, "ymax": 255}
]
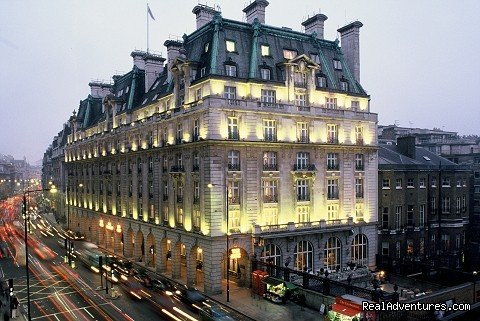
[
  {"xmin": 260, "ymin": 244, "xmax": 282, "ymax": 267},
  {"xmin": 324, "ymin": 237, "xmax": 342, "ymax": 271},
  {"xmin": 294, "ymin": 241, "xmax": 313, "ymax": 272}
]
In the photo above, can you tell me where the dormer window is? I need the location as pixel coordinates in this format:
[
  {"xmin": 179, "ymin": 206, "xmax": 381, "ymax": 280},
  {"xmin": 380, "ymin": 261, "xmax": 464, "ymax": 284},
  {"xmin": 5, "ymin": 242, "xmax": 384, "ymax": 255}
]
[
  {"xmin": 226, "ymin": 40, "xmax": 236, "ymax": 53},
  {"xmin": 340, "ymin": 80, "xmax": 349, "ymax": 91},
  {"xmin": 283, "ymin": 49, "xmax": 297, "ymax": 59},
  {"xmin": 310, "ymin": 54, "xmax": 320, "ymax": 64},
  {"xmin": 333, "ymin": 59, "xmax": 342, "ymax": 70},
  {"xmin": 200, "ymin": 67, "xmax": 206, "ymax": 77},
  {"xmin": 261, "ymin": 45, "xmax": 270, "ymax": 56},
  {"xmin": 225, "ymin": 65, "xmax": 237, "ymax": 77},
  {"xmin": 260, "ymin": 68, "xmax": 271, "ymax": 80},
  {"xmin": 317, "ymin": 75, "xmax": 327, "ymax": 88},
  {"xmin": 204, "ymin": 42, "xmax": 209, "ymax": 53}
]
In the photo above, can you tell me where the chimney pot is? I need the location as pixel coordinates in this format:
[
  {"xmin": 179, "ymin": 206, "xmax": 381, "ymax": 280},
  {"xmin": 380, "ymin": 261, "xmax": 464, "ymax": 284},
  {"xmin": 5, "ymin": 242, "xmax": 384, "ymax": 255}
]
[
  {"xmin": 143, "ymin": 53, "xmax": 166, "ymax": 92},
  {"xmin": 192, "ymin": 4, "xmax": 219, "ymax": 29},
  {"xmin": 130, "ymin": 50, "xmax": 146, "ymax": 69}
]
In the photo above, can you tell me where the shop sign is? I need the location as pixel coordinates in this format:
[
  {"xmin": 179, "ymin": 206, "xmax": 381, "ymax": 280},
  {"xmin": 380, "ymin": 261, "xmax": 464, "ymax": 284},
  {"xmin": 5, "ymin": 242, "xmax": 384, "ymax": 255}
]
[{"xmin": 231, "ymin": 248, "xmax": 241, "ymax": 259}]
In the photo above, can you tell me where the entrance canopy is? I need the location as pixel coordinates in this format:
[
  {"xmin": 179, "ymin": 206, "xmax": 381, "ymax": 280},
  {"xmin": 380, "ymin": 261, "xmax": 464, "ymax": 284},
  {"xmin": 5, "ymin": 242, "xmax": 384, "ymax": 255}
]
[{"xmin": 331, "ymin": 302, "xmax": 362, "ymax": 317}]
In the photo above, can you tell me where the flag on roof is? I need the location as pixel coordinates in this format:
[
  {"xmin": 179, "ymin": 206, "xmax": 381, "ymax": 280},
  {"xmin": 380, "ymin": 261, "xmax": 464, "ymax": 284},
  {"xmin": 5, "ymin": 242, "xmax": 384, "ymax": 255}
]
[{"xmin": 147, "ymin": 4, "xmax": 155, "ymax": 20}]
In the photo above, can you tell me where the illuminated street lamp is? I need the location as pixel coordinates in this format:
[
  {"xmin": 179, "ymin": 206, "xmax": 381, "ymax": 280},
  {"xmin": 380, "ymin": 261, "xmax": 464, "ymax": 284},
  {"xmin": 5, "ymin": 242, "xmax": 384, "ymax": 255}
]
[
  {"xmin": 23, "ymin": 185, "xmax": 57, "ymax": 321},
  {"xmin": 207, "ymin": 181, "xmax": 230, "ymax": 302}
]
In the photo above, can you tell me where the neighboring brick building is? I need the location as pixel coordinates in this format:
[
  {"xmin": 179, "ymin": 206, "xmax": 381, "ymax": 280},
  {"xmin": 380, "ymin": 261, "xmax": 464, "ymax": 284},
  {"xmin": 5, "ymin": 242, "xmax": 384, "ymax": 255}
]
[{"xmin": 377, "ymin": 137, "xmax": 470, "ymax": 273}]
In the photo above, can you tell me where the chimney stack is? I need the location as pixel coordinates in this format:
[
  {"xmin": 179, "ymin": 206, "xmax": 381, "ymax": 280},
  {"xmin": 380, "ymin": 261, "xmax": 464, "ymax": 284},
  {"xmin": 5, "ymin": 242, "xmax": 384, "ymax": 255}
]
[
  {"xmin": 302, "ymin": 14, "xmax": 328, "ymax": 39},
  {"xmin": 337, "ymin": 21, "xmax": 363, "ymax": 82},
  {"xmin": 192, "ymin": 4, "xmax": 219, "ymax": 29},
  {"xmin": 243, "ymin": 0, "xmax": 269, "ymax": 24},
  {"xmin": 164, "ymin": 40, "xmax": 183, "ymax": 82},
  {"xmin": 397, "ymin": 136, "xmax": 417, "ymax": 160},
  {"xmin": 143, "ymin": 53, "xmax": 165, "ymax": 91},
  {"xmin": 88, "ymin": 82, "xmax": 111, "ymax": 98},
  {"xmin": 131, "ymin": 50, "xmax": 146, "ymax": 69}
]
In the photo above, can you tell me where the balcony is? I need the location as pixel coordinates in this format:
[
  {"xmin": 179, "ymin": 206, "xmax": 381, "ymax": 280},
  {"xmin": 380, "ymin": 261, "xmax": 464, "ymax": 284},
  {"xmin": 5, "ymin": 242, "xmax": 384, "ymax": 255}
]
[
  {"xmin": 327, "ymin": 164, "xmax": 339, "ymax": 171},
  {"xmin": 293, "ymin": 164, "xmax": 316, "ymax": 171},
  {"xmin": 228, "ymin": 164, "xmax": 240, "ymax": 171},
  {"xmin": 327, "ymin": 137, "xmax": 339, "ymax": 144},
  {"xmin": 170, "ymin": 166, "xmax": 185, "ymax": 173},
  {"xmin": 327, "ymin": 192, "xmax": 339, "ymax": 200},
  {"xmin": 297, "ymin": 106, "xmax": 310, "ymax": 112},
  {"xmin": 253, "ymin": 217, "xmax": 357, "ymax": 238},
  {"xmin": 263, "ymin": 195, "xmax": 278, "ymax": 203},
  {"xmin": 227, "ymin": 99, "xmax": 242, "ymax": 106},
  {"xmin": 257, "ymin": 101, "xmax": 284, "ymax": 109},
  {"xmin": 355, "ymin": 165, "xmax": 364, "ymax": 171},
  {"xmin": 263, "ymin": 164, "xmax": 278, "ymax": 171}
]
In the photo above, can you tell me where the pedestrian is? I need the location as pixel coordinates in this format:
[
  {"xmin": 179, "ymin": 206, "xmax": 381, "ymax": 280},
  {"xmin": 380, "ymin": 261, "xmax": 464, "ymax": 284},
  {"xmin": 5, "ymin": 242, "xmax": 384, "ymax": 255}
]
[{"xmin": 10, "ymin": 296, "xmax": 18, "ymax": 319}]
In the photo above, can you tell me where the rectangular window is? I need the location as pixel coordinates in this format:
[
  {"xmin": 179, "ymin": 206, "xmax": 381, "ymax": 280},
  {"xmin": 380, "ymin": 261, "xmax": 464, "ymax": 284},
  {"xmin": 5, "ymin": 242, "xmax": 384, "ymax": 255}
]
[
  {"xmin": 228, "ymin": 181, "xmax": 240, "ymax": 205},
  {"xmin": 327, "ymin": 179, "xmax": 339, "ymax": 199},
  {"xmin": 317, "ymin": 76, "xmax": 327, "ymax": 87},
  {"xmin": 475, "ymin": 171, "xmax": 480, "ymax": 179},
  {"xmin": 382, "ymin": 242, "xmax": 389, "ymax": 256},
  {"xmin": 462, "ymin": 195, "xmax": 467, "ymax": 212},
  {"xmin": 355, "ymin": 154, "xmax": 364, "ymax": 171},
  {"xmin": 261, "ymin": 45, "xmax": 270, "ymax": 56},
  {"xmin": 396, "ymin": 178, "xmax": 402, "ymax": 189},
  {"xmin": 193, "ymin": 181, "xmax": 200, "ymax": 203},
  {"xmin": 442, "ymin": 197, "xmax": 451, "ymax": 213},
  {"xmin": 260, "ymin": 68, "xmax": 271, "ymax": 80},
  {"xmin": 327, "ymin": 204, "xmax": 339, "ymax": 220},
  {"xmin": 310, "ymin": 54, "xmax": 320, "ymax": 64},
  {"xmin": 326, "ymin": 97, "xmax": 337, "ymax": 109},
  {"xmin": 228, "ymin": 117, "xmax": 239, "ymax": 140},
  {"xmin": 227, "ymin": 150, "xmax": 240, "ymax": 171},
  {"xmin": 263, "ymin": 208, "xmax": 278, "ymax": 225},
  {"xmin": 193, "ymin": 119, "xmax": 200, "ymax": 141},
  {"xmin": 431, "ymin": 177, "xmax": 437, "ymax": 187},
  {"xmin": 355, "ymin": 203, "xmax": 363, "ymax": 219},
  {"xmin": 194, "ymin": 210, "xmax": 201, "ymax": 229},
  {"xmin": 295, "ymin": 94, "xmax": 307, "ymax": 107},
  {"xmin": 297, "ymin": 206, "xmax": 309, "ymax": 223},
  {"xmin": 327, "ymin": 124, "xmax": 338, "ymax": 144},
  {"xmin": 327, "ymin": 153, "xmax": 339, "ymax": 170},
  {"xmin": 283, "ymin": 49, "xmax": 297, "ymax": 59},
  {"xmin": 355, "ymin": 178, "xmax": 364, "ymax": 198},
  {"xmin": 382, "ymin": 208, "xmax": 389, "ymax": 229},
  {"xmin": 261, "ymin": 89, "xmax": 276, "ymax": 106},
  {"xmin": 340, "ymin": 81, "xmax": 348, "ymax": 91},
  {"xmin": 442, "ymin": 234, "xmax": 450, "ymax": 251},
  {"xmin": 351, "ymin": 101, "xmax": 360, "ymax": 110},
  {"xmin": 195, "ymin": 88, "xmax": 202, "ymax": 101},
  {"xmin": 176, "ymin": 123, "xmax": 183, "ymax": 143},
  {"xmin": 226, "ymin": 40, "xmax": 236, "ymax": 52},
  {"xmin": 382, "ymin": 179, "xmax": 390, "ymax": 189},
  {"xmin": 419, "ymin": 204, "xmax": 425, "ymax": 227},
  {"xmin": 225, "ymin": 65, "xmax": 237, "ymax": 77},
  {"xmin": 296, "ymin": 152, "xmax": 309, "ymax": 170},
  {"xmin": 263, "ymin": 151, "xmax": 277, "ymax": 171},
  {"xmin": 475, "ymin": 186, "xmax": 480, "ymax": 193},
  {"xmin": 407, "ymin": 178, "xmax": 415, "ymax": 188},
  {"xmin": 442, "ymin": 177, "xmax": 451, "ymax": 187},
  {"xmin": 296, "ymin": 179, "xmax": 309, "ymax": 201},
  {"xmin": 407, "ymin": 205, "xmax": 414, "ymax": 226},
  {"xmin": 355, "ymin": 126, "xmax": 363, "ymax": 144},
  {"xmin": 263, "ymin": 180, "xmax": 278, "ymax": 203},
  {"xmin": 263, "ymin": 119, "xmax": 277, "ymax": 141},
  {"xmin": 456, "ymin": 197, "xmax": 461, "ymax": 214},
  {"xmin": 297, "ymin": 122, "xmax": 309, "ymax": 143},
  {"xmin": 395, "ymin": 206, "xmax": 402, "ymax": 230},
  {"xmin": 333, "ymin": 59, "xmax": 342, "ymax": 70},
  {"xmin": 431, "ymin": 196, "xmax": 437, "ymax": 212},
  {"xmin": 224, "ymin": 86, "xmax": 237, "ymax": 101},
  {"xmin": 200, "ymin": 67, "xmax": 206, "ymax": 77},
  {"xmin": 419, "ymin": 178, "xmax": 426, "ymax": 188}
]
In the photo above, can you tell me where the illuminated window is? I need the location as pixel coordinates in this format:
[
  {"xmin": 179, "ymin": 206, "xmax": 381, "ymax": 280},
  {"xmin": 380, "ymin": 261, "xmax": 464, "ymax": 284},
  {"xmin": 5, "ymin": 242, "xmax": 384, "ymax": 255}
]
[
  {"xmin": 193, "ymin": 210, "xmax": 201, "ymax": 229},
  {"xmin": 263, "ymin": 119, "xmax": 277, "ymax": 141},
  {"xmin": 263, "ymin": 208, "xmax": 278, "ymax": 226},
  {"xmin": 226, "ymin": 40, "xmax": 236, "ymax": 52},
  {"xmin": 355, "ymin": 178, "xmax": 363, "ymax": 198},
  {"xmin": 326, "ymin": 97, "xmax": 337, "ymax": 109},
  {"xmin": 296, "ymin": 206, "xmax": 309, "ymax": 223},
  {"xmin": 327, "ymin": 204, "xmax": 339, "ymax": 220},
  {"xmin": 193, "ymin": 119, "xmax": 200, "ymax": 141},
  {"xmin": 229, "ymin": 210, "xmax": 240, "ymax": 229},
  {"xmin": 327, "ymin": 124, "xmax": 338, "ymax": 144},
  {"xmin": 228, "ymin": 181, "xmax": 240, "ymax": 205},
  {"xmin": 263, "ymin": 151, "xmax": 277, "ymax": 171},
  {"xmin": 355, "ymin": 126, "xmax": 364, "ymax": 144},
  {"xmin": 261, "ymin": 89, "xmax": 276, "ymax": 106},
  {"xmin": 263, "ymin": 180, "xmax": 278, "ymax": 203},
  {"xmin": 324, "ymin": 237, "xmax": 341, "ymax": 271},
  {"xmin": 260, "ymin": 244, "xmax": 281, "ymax": 267},
  {"xmin": 295, "ymin": 241, "xmax": 313, "ymax": 271},
  {"xmin": 227, "ymin": 117, "xmax": 239, "ymax": 140},
  {"xmin": 351, "ymin": 234, "xmax": 368, "ymax": 266},
  {"xmin": 261, "ymin": 45, "xmax": 270, "ymax": 56},
  {"xmin": 204, "ymin": 42, "xmax": 209, "ymax": 52},
  {"xmin": 283, "ymin": 49, "xmax": 297, "ymax": 59},
  {"xmin": 355, "ymin": 203, "xmax": 363, "ymax": 219}
]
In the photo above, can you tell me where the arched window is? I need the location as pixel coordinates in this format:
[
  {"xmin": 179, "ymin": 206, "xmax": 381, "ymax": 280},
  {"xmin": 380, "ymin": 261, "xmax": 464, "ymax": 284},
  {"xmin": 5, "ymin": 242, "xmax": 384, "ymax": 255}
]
[
  {"xmin": 294, "ymin": 241, "xmax": 313, "ymax": 272},
  {"xmin": 324, "ymin": 237, "xmax": 342, "ymax": 271},
  {"xmin": 260, "ymin": 244, "xmax": 282, "ymax": 267},
  {"xmin": 351, "ymin": 234, "xmax": 368, "ymax": 266}
]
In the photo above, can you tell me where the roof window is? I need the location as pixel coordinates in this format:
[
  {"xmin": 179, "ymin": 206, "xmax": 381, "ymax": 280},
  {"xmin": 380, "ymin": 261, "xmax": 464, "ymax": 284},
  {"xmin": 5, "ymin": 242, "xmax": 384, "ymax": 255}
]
[
  {"xmin": 261, "ymin": 45, "xmax": 270, "ymax": 56},
  {"xmin": 283, "ymin": 49, "xmax": 297, "ymax": 59},
  {"xmin": 226, "ymin": 40, "xmax": 236, "ymax": 53}
]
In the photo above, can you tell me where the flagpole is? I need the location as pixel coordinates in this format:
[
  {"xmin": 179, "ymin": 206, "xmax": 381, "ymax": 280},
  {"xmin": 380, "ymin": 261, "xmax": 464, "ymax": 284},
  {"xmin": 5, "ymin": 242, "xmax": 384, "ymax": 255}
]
[{"xmin": 147, "ymin": 3, "xmax": 149, "ymax": 53}]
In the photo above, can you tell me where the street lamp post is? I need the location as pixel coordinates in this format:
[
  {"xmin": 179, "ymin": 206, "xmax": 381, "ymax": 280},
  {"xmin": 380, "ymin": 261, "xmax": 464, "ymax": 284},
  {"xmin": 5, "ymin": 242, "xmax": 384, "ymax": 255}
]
[
  {"xmin": 23, "ymin": 185, "xmax": 56, "ymax": 321},
  {"xmin": 208, "ymin": 181, "xmax": 230, "ymax": 302}
]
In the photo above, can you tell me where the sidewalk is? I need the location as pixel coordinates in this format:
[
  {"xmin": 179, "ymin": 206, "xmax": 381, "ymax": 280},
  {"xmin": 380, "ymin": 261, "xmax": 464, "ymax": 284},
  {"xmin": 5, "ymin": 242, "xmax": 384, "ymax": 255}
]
[{"xmin": 209, "ymin": 280, "xmax": 325, "ymax": 321}]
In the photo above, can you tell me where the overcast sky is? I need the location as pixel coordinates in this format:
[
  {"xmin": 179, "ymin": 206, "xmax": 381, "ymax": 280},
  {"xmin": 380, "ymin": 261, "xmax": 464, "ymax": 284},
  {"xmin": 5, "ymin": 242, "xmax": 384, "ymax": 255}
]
[{"xmin": 1, "ymin": 0, "xmax": 479, "ymax": 163}]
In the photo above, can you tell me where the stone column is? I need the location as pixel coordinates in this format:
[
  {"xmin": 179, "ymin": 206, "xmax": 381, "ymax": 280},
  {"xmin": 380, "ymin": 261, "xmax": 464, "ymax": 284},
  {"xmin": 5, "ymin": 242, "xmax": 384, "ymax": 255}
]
[
  {"xmin": 172, "ymin": 241, "xmax": 182, "ymax": 279},
  {"xmin": 186, "ymin": 248, "xmax": 197, "ymax": 286}
]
